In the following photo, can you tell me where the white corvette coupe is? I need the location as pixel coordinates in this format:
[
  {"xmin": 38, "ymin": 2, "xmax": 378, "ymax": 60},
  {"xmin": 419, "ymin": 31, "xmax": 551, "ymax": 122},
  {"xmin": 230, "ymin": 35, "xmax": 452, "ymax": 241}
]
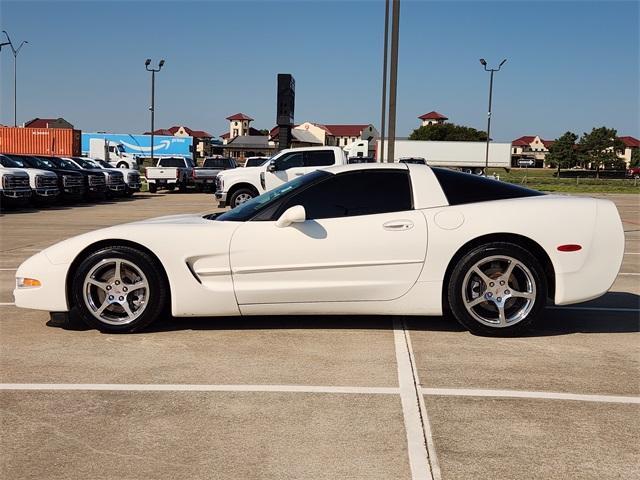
[{"xmin": 14, "ymin": 164, "xmax": 624, "ymax": 336}]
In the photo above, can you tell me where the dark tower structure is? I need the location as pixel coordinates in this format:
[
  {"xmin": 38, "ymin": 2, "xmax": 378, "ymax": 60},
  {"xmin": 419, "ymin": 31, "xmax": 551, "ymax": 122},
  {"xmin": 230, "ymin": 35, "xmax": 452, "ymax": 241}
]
[{"xmin": 276, "ymin": 74, "xmax": 295, "ymax": 150}]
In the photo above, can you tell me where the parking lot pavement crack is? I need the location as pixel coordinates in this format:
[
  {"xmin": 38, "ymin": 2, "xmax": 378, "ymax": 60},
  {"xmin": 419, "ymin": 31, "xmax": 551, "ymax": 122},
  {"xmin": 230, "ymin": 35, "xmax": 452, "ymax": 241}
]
[{"xmin": 393, "ymin": 317, "xmax": 441, "ymax": 480}]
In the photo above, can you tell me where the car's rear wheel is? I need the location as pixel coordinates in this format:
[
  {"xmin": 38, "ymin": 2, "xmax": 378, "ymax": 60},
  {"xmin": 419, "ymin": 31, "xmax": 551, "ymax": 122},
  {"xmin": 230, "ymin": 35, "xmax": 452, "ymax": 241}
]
[
  {"xmin": 71, "ymin": 246, "xmax": 168, "ymax": 333},
  {"xmin": 116, "ymin": 162, "xmax": 128, "ymax": 169},
  {"xmin": 148, "ymin": 183, "xmax": 157, "ymax": 193},
  {"xmin": 447, "ymin": 242, "xmax": 547, "ymax": 336},
  {"xmin": 229, "ymin": 188, "xmax": 255, "ymax": 208}
]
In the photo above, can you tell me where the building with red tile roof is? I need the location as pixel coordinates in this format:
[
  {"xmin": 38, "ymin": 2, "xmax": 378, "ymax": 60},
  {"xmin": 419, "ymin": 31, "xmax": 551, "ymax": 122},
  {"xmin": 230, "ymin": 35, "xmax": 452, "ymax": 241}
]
[
  {"xmin": 418, "ymin": 111, "xmax": 448, "ymax": 126},
  {"xmin": 24, "ymin": 117, "xmax": 74, "ymax": 129}
]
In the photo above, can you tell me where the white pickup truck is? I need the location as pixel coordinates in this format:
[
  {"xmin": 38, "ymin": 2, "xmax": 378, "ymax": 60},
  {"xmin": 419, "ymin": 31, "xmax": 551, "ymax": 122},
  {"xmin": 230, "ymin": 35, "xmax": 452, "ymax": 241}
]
[
  {"xmin": 145, "ymin": 157, "xmax": 195, "ymax": 193},
  {"xmin": 215, "ymin": 147, "xmax": 347, "ymax": 208}
]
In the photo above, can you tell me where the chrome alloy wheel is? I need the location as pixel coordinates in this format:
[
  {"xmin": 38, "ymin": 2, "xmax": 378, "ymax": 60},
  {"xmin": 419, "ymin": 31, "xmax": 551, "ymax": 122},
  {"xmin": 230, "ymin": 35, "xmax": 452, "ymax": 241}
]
[
  {"xmin": 461, "ymin": 255, "xmax": 536, "ymax": 328},
  {"xmin": 234, "ymin": 193, "xmax": 253, "ymax": 207},
  {"xmin": 83, "ymin": 258, "xmax": 150, "ymax": 325}
]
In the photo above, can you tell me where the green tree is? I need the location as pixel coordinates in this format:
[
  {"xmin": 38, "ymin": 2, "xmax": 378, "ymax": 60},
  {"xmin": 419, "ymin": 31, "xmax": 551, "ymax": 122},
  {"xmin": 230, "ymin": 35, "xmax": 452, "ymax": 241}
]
[
  {"xmin": 578, "ymin": 127, "xmax": 625, "ymax": 176},
  {"xmin": 630, "ymin": 148, "xmax": 640, "ymax": 167},
  {"xmin": 545, "ymin": 131, "xmax": 579, "ymax": 175},
  {"xmin": 408, "ymin": 123, "xmax": 487, "ymax": 141}
]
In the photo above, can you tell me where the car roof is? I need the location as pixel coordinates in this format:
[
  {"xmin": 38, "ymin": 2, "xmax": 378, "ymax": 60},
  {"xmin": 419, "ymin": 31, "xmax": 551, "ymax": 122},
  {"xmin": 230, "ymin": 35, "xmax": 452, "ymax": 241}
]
[{"xmin": 325, "ymin": 162, "xmax": 412, "ymax": 174}]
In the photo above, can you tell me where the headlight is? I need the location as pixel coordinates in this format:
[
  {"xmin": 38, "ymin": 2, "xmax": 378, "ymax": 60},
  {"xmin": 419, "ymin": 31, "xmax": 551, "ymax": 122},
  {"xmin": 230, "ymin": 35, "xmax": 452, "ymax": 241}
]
[{"xmin": 16, "ymin": 277, "xmax": 41, "ymax": 288}]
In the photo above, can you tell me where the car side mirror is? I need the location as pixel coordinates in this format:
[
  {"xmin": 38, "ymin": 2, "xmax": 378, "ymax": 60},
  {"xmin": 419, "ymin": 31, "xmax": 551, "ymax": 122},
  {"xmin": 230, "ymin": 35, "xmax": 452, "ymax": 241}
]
[
  {"xmin": 275, "ymin": 205, "xmax": 306, "ymax": 228},
  {"xmin": 267, "ymin": 160, "xmax": 277, "ymax": 172}
]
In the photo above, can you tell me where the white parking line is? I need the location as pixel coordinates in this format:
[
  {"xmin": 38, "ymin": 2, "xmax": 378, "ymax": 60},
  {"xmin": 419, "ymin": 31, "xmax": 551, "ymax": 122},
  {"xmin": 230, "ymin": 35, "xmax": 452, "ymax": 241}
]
[
  {"xmin": 421, "ymin": 388, "xmax": 640, "ymax": 404},
  {"xmin": 547, "ymin": 306, "xmax": 640, "ymax": 312},
  {"xmin": 394, "ymin": 318, "xmax": 437, "ymax": 480},
  {"xmin": 0, "ymin": 268, "xmax": 17, "ymax": 271},
  {"xmin": 624, "ymin": 253, "xmax": 640, "ymax": 255},
  {"xmin": 0, "ymin": 302, "xmax": 15, "ymax": 306},
  {"xmin": 619, "ymin": 273, "xmax": 640, "ymax": 276},
  {"xmin": 0, "ymin": 383, "xmax": 399, "ymax": 395}
]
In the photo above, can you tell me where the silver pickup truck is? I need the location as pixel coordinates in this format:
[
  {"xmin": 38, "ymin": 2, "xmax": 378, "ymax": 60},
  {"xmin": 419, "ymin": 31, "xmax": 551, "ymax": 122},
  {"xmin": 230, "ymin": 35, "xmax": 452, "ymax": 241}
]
[
  {"xmin": 145, "ymin": 157, "xmax": 195, "ymax": 193},
  {"xmin": 193, "ymin": 157, "xmax": 237, "ymax": 191}
]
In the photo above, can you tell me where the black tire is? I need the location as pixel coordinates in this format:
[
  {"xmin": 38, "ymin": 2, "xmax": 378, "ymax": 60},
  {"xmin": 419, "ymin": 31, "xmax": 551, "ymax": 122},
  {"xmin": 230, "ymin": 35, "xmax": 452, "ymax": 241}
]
[
  {"xmin": 116, "ymin": 162, "xmax": 128, "ymax": 169},
  {"xmin": 447, "ymin": 242, "xmax": 547, "ymax": 336},
  {"xmin": 166, "ymin": 184, "xmax": 175, "ymax": 191},
  {"xmin": 178, "ymin": 182, "xmax": 188, "ymax": 193},
  {"xmin": 71, "ymin": 246, "xmax": 168, "ymax": 333},
  {"xmin": 148, "ymin": 183, "xmax": 157, "ymax": 193},
  {"xmin": 229, "ymin": 188, "xmax": 256, "ymax": 208}
]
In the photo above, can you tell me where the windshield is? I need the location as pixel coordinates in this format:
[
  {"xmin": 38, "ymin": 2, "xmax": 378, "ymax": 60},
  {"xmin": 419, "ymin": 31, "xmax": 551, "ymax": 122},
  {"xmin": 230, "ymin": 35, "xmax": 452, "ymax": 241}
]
[
  {"xmin": 50, "ymin": 157, "xmax": 80, "ymax": 170},
  {"xmin": 26, "ymin": 157, "xmax": 57, "ymax": 169},
  {"xmin": 0, "ymin": 155, "xmax": 23, "ymax": 168},
  {"xmin": 246, "ymin": 158, "xmax": 270, "ymax": 167},
  {"xmin": 73, "ymin": 157, "xmax": 98, "ymax": 169},
  {"xmin": 215, "ymin": 170, "xmax": 331, "ymax": 222},
  {"xmin": 93, "ymin": 159, "xmax": 111, "ymax": 168}
]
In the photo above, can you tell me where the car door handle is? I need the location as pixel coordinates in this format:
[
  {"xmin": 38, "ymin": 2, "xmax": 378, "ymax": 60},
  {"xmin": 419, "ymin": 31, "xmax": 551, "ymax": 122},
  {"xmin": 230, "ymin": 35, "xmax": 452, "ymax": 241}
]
[
  {"xmin": 383, "ymin": 220, "xmax": 414, "ymax": 231},
  {"xmin": 294, "ymin": 172, "xmax": 304, "ymax": 176}
]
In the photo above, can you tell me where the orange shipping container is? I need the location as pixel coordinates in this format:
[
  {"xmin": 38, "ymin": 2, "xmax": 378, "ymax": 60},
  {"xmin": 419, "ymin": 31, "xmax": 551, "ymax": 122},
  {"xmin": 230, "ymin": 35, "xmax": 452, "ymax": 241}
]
[{"xmin": 0, "ymin": 127, "xmax": 81, "ymax": 157}]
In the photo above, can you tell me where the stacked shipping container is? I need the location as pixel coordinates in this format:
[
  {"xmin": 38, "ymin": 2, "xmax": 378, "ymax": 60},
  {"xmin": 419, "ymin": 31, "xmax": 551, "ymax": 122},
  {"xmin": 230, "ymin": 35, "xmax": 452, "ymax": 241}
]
[{"xmin": 0, "ymin": 127, "xmax": 81, "ymax": 157}]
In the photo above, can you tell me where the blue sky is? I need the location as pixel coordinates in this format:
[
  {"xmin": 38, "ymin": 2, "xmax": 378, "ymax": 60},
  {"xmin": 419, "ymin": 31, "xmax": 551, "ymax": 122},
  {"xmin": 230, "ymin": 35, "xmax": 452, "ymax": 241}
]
[{"xmin": 0, "ymin": 0, "xmax": 638, "ymax": 141}]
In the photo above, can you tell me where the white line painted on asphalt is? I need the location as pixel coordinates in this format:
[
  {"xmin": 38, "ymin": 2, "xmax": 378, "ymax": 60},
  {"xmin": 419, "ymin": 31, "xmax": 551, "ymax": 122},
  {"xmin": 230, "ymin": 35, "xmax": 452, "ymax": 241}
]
[
  {"xmin": 421, "ymin": 388, "xmax": 640, "ymax": 404},
  {"xmin": 393, "ymin": 318, "xmax": 435, "ymax": 480},
  {"xmin": 547, "ymin": 306, "xmax": 640, "ymax": 313},
  {"xmin": 0, "ymin": 383, "xmax": 400, "ymax": 395},
  {"xmin": 403, "ymin": 320, "xmax": 441, "ymax": 480},
  {"xmin": 619, "ymin": 273, "xmax": 640, "ymax": 276},
  {"xmin": 0, "ymin": 302, "xmax": 15, "ymax": 306},
  {"xmin": 0, "ymin": 268, "xmax": 16, "ymax": 271},
  {"xmin": 624, "ymin": 252, "xmax": 640, "ymax": 255}
]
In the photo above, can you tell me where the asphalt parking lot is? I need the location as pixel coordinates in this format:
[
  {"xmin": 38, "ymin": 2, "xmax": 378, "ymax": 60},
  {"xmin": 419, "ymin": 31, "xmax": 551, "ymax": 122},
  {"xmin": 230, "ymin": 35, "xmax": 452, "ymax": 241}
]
[{"xmin": 1, "ymin": 192, "xmax": 638, "ymax": 479}]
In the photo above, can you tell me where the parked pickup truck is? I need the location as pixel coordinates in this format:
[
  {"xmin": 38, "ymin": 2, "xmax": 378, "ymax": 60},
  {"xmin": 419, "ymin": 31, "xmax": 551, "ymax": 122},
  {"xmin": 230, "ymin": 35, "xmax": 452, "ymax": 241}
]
[
  {"xmin": 145, "ymin": 157, "xmax": 195, "ymax": 193},
  {"xmin": 215, "ymin": 147, "xmax": 348, "ymax": 208},
  {"xmin": 193, "ymin": 157, "xmax": 238, "ymax": 191},
  {"xmin": 0, "ymin": 162, "xmax": 31, "ymax": 207},
  {"xmin": 0, "ymin": 154, "xmax": 59, "ymax": 205},
  {"xmin": 88, "ymin": 158, "xmax": 141, "ymax": 196}
]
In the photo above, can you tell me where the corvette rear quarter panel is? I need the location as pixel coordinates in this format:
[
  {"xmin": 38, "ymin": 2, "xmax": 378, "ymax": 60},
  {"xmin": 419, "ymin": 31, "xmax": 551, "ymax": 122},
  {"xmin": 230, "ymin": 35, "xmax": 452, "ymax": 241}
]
[{"xmin": 418, "ymin": 195, "xmax": 623, "ymax": 305}]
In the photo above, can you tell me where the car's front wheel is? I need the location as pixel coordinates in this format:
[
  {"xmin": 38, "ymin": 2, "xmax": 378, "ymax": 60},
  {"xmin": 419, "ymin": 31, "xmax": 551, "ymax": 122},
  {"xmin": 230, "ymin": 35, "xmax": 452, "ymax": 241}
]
[
  {"xmin": 447, "ymin": 242, "xmax": 547, "ymax": 336},
  {"xmin": 71, "ymin": 246, "xmax": 168, "ymax": 333}
]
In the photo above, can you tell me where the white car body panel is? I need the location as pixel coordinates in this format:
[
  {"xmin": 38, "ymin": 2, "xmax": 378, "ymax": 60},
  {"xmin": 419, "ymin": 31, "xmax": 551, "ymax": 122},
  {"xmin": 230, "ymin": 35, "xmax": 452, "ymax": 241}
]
[
  {"xmin": 13, "ymin": 165, "xmax": 624, "ymax": 321},
  {"xmin": 230, "ymin": 210, "xmax": 427, "ymax": 304}
]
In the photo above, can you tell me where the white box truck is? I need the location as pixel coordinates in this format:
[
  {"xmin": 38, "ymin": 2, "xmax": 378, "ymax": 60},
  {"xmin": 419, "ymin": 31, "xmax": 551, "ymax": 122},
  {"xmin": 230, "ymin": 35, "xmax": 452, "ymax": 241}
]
[{"xmin": 376, "ymin": 140, "xmax": 512, "ymax": 170}]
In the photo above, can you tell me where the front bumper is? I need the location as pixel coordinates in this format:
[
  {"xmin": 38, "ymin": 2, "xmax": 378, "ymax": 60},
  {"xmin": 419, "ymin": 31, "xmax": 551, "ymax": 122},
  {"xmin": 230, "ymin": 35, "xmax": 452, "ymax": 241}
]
[
  {"xmin": 35, "ymin": 187, "xmax": 60, "ymax": 197},
  {"xmin": 14, "ymin": 251, "xmax": 70, "ymax": 312},
  {"xmin": 2, "ymin": 188, "xmax": 32, "ymax": 199},
  {"xmin": 215, "ymin": 190, "xmax": 227, "ymax": 207},
  {"xmin": 108, "ymin": 184, "xmax": 127, "ymax": 193},
  {"xmin": 126, "ymin": 182, "xmax": 141, "ymax": 191},
  {"xmin": 62, "ymin": 186, "xmax": 85, "ymax": 196}
]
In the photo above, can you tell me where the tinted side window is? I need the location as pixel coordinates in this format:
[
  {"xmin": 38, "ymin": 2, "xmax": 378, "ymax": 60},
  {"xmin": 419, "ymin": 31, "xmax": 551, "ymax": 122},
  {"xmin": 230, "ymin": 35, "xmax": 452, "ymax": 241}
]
[
  {"xmin": 275, "ymin": 152, "xmax": 303, "ymax": 170},
  {"xmin": 304, "ymin": 150, "xmax": 335, "ymax": 167},
  {"xmin": 432, "ymin": 167, "xmax": 545, "ymax": 205},
  {"xmin": 278, "ymin": 170, "xmax": 412, "ymax": 220}
]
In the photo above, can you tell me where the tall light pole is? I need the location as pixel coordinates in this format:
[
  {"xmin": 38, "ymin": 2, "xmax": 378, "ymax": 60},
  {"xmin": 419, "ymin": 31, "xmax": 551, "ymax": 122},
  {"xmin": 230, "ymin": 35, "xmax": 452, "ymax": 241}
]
[
  {"xmin": 379, "ymin": 0, "xmax": 390, "ymax": 163},
  {"xmin": 2, "ymin": 31, "xmax": 28, "ymax": 127},
  {"xmin": 145, "ymin": 58, "xmax": 165, "ymax": 167},
  {"xmin": 479, "ymin": 58, "xmax": 506, "ymax": 172},
  {"xmin": 386, "ymin": 0, "xmax": 401, "ymax": 163}
]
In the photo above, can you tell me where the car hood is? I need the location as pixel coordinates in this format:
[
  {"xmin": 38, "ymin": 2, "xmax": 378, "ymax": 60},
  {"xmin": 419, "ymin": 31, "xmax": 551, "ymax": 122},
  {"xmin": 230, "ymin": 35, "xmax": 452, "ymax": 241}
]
[{"xmin": 132, "ymin": 213, "xmax": 212, "ymax": 225}]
